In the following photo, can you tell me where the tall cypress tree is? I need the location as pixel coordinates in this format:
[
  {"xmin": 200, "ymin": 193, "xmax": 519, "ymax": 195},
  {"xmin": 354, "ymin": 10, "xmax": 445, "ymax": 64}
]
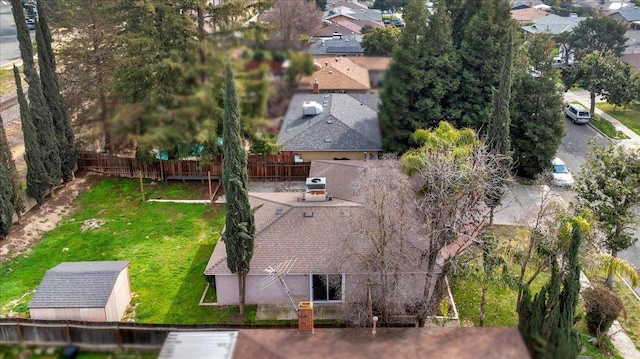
[
  {"xmin": 454, "ymin": 0, "xmax": 514, "ymax": 130},
  {"xmin": 0, "ymin": 115, "xmax": 25, "ymax": 222},
  {"xmin": 14, "ymin": 67, "xmax": 49, "ymax": 205},
  {"xmin": 11, "ymin": 0, "xmax": 62, "ymax": 190},
  {"xmin": 0, "ymin": 161, "xmax": 14, "ymax": 240},
  {"xmin": 416, "ymin": 0, "xmax": 460, "ymax": 128},
  {"xmin": 378, "ymin": 0, "xmax": 429, "ymax": 154},
  {"xmin": 36, "ymin": 0, "xmax": 78, "ymax": 182},
  {"xmin": 221, "ymin": 63, "xmax": 255, "ymax": 316},
  {"xmin": 485, "ymin": 29, "xmax": 513, "ymax": 155},
  {"xmin": 517, "ymin": 222, "xmax": 582, "ymax": 358}
]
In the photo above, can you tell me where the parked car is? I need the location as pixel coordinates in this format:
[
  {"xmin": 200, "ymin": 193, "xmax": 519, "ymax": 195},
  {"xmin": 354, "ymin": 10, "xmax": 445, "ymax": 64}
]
[
  {"xmin": 565, "ymin": 103, "xmax": 590, "ymax": 124},
  {"xmin": 26, "ymin": 18, "xmax": 35, "ymax": 30},
  {"xmin": 384, "ymin": 18, "xmax": 405, "ymax": 27},
  {"xmin": 551, "ymin": 157, "xmax": 574, "ymax": 187}
]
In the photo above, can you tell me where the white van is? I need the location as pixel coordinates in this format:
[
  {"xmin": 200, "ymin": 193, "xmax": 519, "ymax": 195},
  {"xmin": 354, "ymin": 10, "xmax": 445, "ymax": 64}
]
[{"xmin": 566, "ymin": 103, "xmax": 590, "ymax": 124}]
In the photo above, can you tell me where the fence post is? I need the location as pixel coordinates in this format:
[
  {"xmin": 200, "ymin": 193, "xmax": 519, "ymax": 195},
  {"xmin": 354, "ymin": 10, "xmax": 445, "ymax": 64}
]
[
  {"xmin": 139, "ymin": 171, "xmax": 145, "ymax": 202},
  {"xmin": 208, "ymin": 171, "xmax": 213, "ymax": 200}
]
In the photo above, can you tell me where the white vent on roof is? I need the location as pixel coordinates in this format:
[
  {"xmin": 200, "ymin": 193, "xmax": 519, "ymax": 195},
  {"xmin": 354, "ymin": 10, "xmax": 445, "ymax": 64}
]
[
  {"xmin": 303, "ymin": 101, "xmax": 323, "ymax": 116},
  {"xmin": 304, "ymin": 177, "xmax": 328, "ymax": 202}
]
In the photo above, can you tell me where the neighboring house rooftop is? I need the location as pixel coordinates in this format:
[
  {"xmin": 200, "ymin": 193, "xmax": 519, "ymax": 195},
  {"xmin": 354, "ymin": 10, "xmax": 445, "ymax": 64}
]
[
  {"xmin": 278, "ymin": 93, "xmax": 381, "ymax": 152},
  {"xmin": 611, "ymin": 6, "xmax": 640, "ymax": 21},
  {"xmin": 348, "ymin": 56, "xmax": 391, "ymax": 70},
  {"xmin": 511, "ymin": 0, "xmax": 545, "ymax": 9},
  {"xmin": 204, "ymin": 192, "xmax": 361, "ymax": 276},
  {"xmin": 511, "ymin": 7, "xmax": 550, "ymax": 23},
  {"xmin": 521, "ymin": 14, "xmax": 585, "ymax": 34},
  {"xmin": 299, "ymin": 57, "xmax": 370, "ymax": 92},
  {"xmin": 309, "ymin": 160, "xmax": 368, "ymax": 203},
  {"xmin": 308, "ymin": 37, "xmax": 364, "ymax": 56},
  {"xmin": 324, "ymin": 6, "xmax": 382, "ymax": 22},
  {"xmin": 29, "ymin": 261, "xmax": 130, "ymax": 308},
  {"xmin": 313, "ymin": 23, "xmax": 359, "ymax": 38},
  {"xmin": 231, "ymin": 327, "xmax": 531, "ymax": 359}
]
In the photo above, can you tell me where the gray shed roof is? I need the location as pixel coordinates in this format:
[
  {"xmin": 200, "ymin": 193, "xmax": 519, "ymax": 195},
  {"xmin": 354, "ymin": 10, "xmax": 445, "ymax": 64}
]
[
  {"xmin": 29, "ymin": 261, "xmax": 130, "ymax": 309},
  {"xmin": 278, "ymin": 93, "xmax": 381, "ymax": 152}
]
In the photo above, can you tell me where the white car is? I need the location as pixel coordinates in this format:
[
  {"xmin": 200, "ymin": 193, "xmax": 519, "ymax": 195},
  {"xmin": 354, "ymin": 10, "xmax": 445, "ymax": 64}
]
[{"xmin": 551, "ymin": 157, "xmax": 574, "ymax": 187}]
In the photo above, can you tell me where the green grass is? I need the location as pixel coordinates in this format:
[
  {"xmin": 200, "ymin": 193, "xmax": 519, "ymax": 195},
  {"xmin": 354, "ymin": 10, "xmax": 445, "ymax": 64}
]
[
  {"xmin": 590, "ymin": 115, "xmax": 630, "ymax": 139},
  {"xmin": 596, "ymin": 102, "xmax": 640, "ymax": 136},
  {"xmin": 0, "ymin": 67, "xmax": 20, "ymax": 95},
  {"xmin": 144, "ymin": 180, "xmax": 204, "ymax": 199},
  {"xmin": 0, "ymin": 176, "xmax": 242, "ymax": 324}
]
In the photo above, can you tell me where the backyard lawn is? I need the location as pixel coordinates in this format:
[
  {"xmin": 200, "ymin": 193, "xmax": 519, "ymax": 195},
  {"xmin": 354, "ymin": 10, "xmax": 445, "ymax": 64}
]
[
  {"xmin": 0, "ymin": 176, "xmax": 237, "ymax": 324},
  {"xmin": 596, "ymin": 102, "xmax": 640, "ymax": 136}
]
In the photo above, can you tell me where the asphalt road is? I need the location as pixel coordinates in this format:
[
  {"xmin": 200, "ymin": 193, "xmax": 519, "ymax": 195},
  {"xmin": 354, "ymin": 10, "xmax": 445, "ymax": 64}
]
[
  {"xmin": 557, "ymin": 108, "xmax": 640, "ymax": 298},
  {"xmin": 0, "ymin": 1, "xmax": 33, "ymax": 67}
]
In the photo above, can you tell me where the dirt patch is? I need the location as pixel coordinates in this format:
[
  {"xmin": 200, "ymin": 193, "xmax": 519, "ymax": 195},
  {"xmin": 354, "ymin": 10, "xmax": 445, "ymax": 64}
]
[{"xmin": 0, "ymin": 172, "xmax": 99, "ymax": 263}]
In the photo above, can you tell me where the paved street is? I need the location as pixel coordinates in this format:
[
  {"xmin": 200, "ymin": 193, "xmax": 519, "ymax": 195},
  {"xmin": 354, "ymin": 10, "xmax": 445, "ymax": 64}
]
[{"xmin": 0, "ymin": 1, "xmax": 33, "ymax": 67}]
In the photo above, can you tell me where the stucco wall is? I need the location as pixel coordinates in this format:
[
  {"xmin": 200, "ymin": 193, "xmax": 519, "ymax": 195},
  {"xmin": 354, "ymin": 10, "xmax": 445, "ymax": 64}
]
[{"xmin": 215, "ymin": 274, "xmax": 310, "ymax": 305}]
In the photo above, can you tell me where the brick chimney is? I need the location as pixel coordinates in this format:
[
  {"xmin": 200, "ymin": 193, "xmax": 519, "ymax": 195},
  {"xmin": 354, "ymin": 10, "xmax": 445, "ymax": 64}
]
[
  {"xmin": 313, "ymin": 79, "xmax": 320, "ymax": 94},
  {"xmin": 298, "ymin": 301, "xmax": 314, "ymax": 334}
]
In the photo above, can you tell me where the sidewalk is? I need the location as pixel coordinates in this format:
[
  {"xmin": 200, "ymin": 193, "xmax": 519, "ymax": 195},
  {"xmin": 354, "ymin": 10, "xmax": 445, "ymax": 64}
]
[{"xmin": 564, "ymin": 90, "xmax": 640, "ymax": 151}]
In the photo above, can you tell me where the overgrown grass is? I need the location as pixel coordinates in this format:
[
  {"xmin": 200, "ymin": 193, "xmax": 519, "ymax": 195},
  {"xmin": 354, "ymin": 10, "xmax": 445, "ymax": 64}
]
[
  {"xmin": 590, "ymin": 115, "xmax": 630, "ymax": 139},
  {"xmin": 596, "ymin": 102, "xmax": 640, "ymax": 136},
  {"xmin": 0, "ymin": 176, "xmax": 240, "ymax": 324}
]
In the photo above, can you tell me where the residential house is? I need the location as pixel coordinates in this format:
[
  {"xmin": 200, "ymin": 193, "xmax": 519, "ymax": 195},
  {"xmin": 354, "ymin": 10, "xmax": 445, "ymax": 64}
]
[
  {"xmin": 521, "ymin": 14, "xmax": 585, "ymax": 35},
  {"xmin": 511, "ymin": 7, "xmax": 550, "ymax": 25},
  {"xmin": 610, "ymin": 6, "xmax": 640, "ymax": 29},
  {"xmin": 204, "ymin": 191, "xmax": 368, "ymax": 306},
  {"xmin": 312, "ymin": 19, "xmax": 384, "ymax": 40},
  {"xmin": 323, "ymin": 5, "xmax": 383, "ymax": 24},
  {"xmin": 308, "ymin": 35, "xmax": 365, "ymax": 56},
  {"xmin": 277, "ymin": 93, "xmax": 381, "ymax": 162},
  {"xmin": 159, "ymin": 327, "xmax": 531, "ymax": 359},
  {"xmin": 299, "ymin": 57, "xmax": 371, "ymax": 93},
  {"xmin": 29, "ymin": 261, "xmax": 132, "ymax": 322},
  {"xmin": 349, "ymin": 56, "xmax": 390, "ymax": 88},
  {"xmin": 307, "ymin": 56, "xmax": 391, "ymax": 89},
  {"xmin": 511, "ymin": 0, "xmax": 545, "ymax": 10}
]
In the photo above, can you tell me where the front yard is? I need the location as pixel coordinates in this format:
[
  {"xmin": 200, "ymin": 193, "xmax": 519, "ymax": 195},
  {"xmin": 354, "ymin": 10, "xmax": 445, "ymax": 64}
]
[
  {"xmin": 596, "ymin": 102, "xmax": 640, "ymax": 136},
  {"xmin": 0, "ymin": 176, "xmax": 237, "ymax": 323},
  {"xmin": 451, "ymin": 225, "xmax": 638, "ymax": 358}
]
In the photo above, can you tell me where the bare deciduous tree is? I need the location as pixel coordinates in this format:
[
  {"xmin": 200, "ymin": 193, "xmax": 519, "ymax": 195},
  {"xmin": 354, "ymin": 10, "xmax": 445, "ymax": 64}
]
[
  {"xmin": 262, "ymin": 0, "xmax": 321, "ymax": 49},
  {"xmin": 337, "ymin": 124, "xmax": 512, "ymax": 327},
  {"xmin": 336, "ymin": 156, "xmax": 423, "ymax": 325}
]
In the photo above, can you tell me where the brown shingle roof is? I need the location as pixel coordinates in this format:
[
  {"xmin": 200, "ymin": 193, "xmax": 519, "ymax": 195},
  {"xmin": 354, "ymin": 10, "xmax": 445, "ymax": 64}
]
[
  {"xmin": 232, "ymin": 327, "xmax": 531, "ymax": 359},
  {"xmin": 348, "ymin": 56, "xmax": 391, "ymax": 70},
  {"xmin": 205, "ymin": 193, "xmax": 361, "ymax": 276},
  {"xmin": 309, "ymin": 160, "xmax": 367, "ymax": 203},
  {"xmin": 511, "ymin": 7, "xmax": 550, "ymax": 23},
  {"xmin": 299, "ymin": 57, "xmax": 370, "ymax": 92}
]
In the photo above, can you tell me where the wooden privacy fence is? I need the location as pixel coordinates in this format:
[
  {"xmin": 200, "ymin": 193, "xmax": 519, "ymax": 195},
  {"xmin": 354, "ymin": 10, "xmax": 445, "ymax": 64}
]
[
  {"xmin": 0, "ymin": 319, "xmax": 348, "ymax": 351},
  {"xmin": 77, "ymin": 151, "xmax": 311, "ymax": 181}
]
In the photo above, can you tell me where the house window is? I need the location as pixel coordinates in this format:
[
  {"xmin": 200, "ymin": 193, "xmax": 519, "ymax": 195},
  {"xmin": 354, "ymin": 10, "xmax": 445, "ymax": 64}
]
[{"xmin": 311, "ymin": 274, "xmax": 343, "ymax": 302}]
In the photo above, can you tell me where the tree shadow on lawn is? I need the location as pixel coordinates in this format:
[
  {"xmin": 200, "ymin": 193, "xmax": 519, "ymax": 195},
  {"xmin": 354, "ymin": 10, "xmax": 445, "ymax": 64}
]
[{"xmin": 164, "ymin": 243, "xmax": 238, "ymax": 324}]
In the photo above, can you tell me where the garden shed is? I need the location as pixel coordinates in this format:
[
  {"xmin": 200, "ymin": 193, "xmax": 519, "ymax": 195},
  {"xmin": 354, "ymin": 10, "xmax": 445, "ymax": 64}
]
[{"xmin": 29, "ymin": 261, "xmax": 131, "ymax": 322}]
